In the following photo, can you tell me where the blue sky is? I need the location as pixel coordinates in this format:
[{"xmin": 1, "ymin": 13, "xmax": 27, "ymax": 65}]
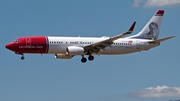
[{"xmin": 1, "ymin": 0, "xmax": 180, "ymax": 101}]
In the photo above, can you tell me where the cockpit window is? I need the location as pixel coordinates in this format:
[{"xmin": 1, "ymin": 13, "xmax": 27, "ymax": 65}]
[{"xmin": 13, "ymin": 40, "xmax": 20, "ymax": 43}]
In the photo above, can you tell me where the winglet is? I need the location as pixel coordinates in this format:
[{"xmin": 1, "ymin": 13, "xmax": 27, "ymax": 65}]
[{"xmin": 127, "ymin": 21, "xmax": 136, "ymax": 34}]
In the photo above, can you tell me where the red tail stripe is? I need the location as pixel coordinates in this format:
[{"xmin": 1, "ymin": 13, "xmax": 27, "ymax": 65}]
[{"xmin": 156, "ymin": 10, "xmax": 164, "ymax": 15}]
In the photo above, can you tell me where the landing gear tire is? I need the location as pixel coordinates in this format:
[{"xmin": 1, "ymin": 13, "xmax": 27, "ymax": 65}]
[
  {"xmin": 21, "ymin": 56, "xmax": 25, "ymax": 60},
  {"xmin": 81, "ymin": 57, "xmax": 87, "ymax": 63},
  {"xmin": 88, "ymin": 55, "xmax": 94, "ymax": 61}
]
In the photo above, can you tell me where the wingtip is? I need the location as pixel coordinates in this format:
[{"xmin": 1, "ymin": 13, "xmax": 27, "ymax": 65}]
[{"xmin": 128, "ymin": 21, "xmax": 136, "ymax": 34}]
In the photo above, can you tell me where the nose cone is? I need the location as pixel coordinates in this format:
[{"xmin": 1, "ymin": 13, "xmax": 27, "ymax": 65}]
[{"xmin": 5, "ymin": 43, "xmax": 12, "ymax": 50}]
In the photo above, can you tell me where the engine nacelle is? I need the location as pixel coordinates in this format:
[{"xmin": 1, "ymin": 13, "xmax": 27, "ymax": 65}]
[
  {"xmin": 55, "ymin": 54, "xmax": 73, "ymax": 59},
  {"xmin": 66, "ymin": 46, "xmax": 84, "ymax": 55}
]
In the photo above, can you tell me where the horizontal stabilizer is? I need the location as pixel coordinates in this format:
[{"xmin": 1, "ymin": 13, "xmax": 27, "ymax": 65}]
[{"xmin": 148, "ymin": 36, "xmax": 175, "ymax": 44}]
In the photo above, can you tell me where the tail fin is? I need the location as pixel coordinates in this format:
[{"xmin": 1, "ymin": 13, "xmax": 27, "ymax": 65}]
[{"xmin": 129, "ymin": 10, "xmax": 164, "ymax": 40}]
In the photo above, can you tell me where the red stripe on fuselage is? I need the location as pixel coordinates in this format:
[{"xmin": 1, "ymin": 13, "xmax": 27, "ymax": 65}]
[{"xmin": 14, "ymin": 36, "xmax": 48, "ymax": 54}]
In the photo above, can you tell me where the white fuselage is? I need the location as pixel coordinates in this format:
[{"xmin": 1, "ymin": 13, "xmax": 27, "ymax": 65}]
[{"xmin": 47, "ymin": 36, "xmax": 159, "ymax": 55}]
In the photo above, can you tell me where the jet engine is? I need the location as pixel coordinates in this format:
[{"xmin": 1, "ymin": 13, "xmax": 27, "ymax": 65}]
[
  {"xmin": 55, "ymin": 54, "xmax": 73, "ymax": 59},
  {"xmin": 66, "ymin": 46, "xmax": 84, "ymax": 55}
]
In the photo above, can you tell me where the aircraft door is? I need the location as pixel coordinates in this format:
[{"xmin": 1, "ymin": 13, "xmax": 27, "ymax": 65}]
[
  {"xmin": 26, "ymin": 38, "xmax": 31, "ymax": 48},
  {"xmin": 136, "ymin": 40, "xmax": 140, "ymax": 49},
  {"xmin": 78, "ymin": 41, "xmax": 83, "ymax": 47}
]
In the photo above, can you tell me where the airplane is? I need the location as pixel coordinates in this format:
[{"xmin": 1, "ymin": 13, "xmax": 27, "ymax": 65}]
[{"xmin": 5, "ymin": 10, "xmax": 175, "ymax": 63}]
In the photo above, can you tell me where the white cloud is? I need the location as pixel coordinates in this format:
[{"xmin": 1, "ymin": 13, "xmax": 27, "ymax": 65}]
[
  {"xmin": 133, "ymin": 0, "xmax": 180, "ymax": 8},
  {"xmin": 128, "ymin": 85, "xmax": 180, "ymax": 98}
]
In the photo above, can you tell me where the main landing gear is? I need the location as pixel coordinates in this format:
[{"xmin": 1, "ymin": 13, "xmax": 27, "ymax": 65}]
[
  {"xmin": 88, "ymin": 55, "xmax": 94, "ymax": 61},
  {"xmin": 81, "ymin": 55, "xmax": 94, "ymax": 63},
  {"xmin": 81, "ymin": 56, "xmax": 87, "ymax": 63}
]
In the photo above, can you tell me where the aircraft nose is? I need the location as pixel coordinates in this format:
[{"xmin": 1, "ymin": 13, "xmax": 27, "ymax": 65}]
[{"xmin": 5, "ymin": 43, "xmax": 12, "ymax": 50}]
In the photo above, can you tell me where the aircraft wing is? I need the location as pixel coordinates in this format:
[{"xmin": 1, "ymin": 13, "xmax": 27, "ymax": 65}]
[
  {"xmin": 148, "ymin": 36, "xmax": 175, "ymax": 44},
  {"xmin": 84, "ymin": 21, "xmax": 136, "ymax": 53}
]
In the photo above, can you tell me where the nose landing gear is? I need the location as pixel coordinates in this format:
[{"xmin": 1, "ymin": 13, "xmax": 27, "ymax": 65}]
[
  {"xmin": 15, "ymin": 53, "xmax": 25, "ymax": 60},
  {"xmin": 21, "ymin": 55, "xmax": 25, "ymax": 60}
]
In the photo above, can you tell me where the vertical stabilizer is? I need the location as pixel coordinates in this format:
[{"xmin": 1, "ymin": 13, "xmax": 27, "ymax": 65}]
[{"xmin": 129, "ymin": 10, "xmax": 164, "ymax": 40}]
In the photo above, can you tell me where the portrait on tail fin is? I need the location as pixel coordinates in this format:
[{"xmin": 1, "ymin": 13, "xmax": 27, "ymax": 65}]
[{"xmin": 144, "ymin": 22, "xmax": 159, "ymax": 40}]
